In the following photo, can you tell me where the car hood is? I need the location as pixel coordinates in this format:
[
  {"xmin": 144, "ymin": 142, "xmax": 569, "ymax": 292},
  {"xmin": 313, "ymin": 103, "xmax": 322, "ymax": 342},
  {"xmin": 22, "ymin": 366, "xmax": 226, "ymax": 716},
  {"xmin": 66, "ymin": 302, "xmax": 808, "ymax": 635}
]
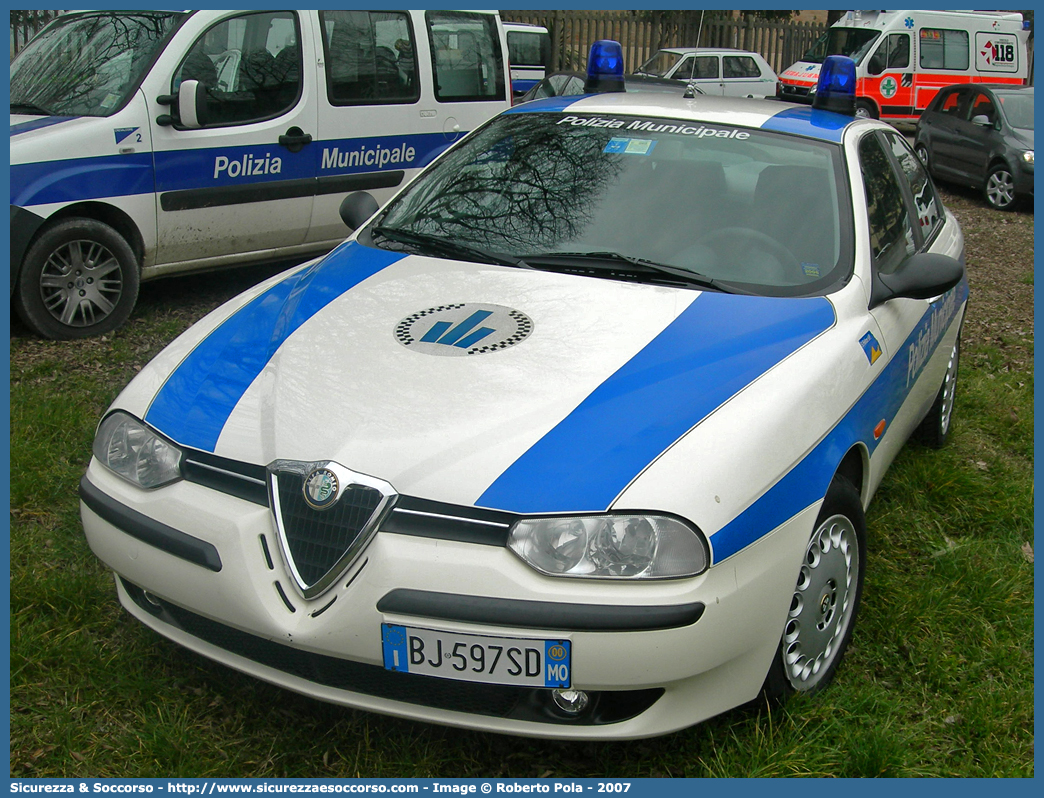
[{"xmin": 138, "ymin": 242, "xmax": 836, "ymax": 512}]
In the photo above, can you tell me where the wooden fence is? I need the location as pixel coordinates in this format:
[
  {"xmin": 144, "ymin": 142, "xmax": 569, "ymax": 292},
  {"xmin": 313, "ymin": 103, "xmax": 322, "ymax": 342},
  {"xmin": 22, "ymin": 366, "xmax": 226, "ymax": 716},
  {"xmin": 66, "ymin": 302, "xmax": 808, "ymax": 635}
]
[
  {"xmin": 10, "ymin": 10, "xmax": 63, "ymax": 58},
  {"xmin": 500, "ymin": 10, "xmax": 825, "ymax": 75}
]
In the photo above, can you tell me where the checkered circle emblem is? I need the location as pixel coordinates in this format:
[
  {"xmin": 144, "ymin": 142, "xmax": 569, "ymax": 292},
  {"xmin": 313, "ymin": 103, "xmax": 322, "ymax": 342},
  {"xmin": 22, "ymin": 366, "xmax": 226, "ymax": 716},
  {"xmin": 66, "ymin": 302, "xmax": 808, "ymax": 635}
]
[{"xmin": 395, "ymin": 303, "xmax": 533, "ymax": 357}]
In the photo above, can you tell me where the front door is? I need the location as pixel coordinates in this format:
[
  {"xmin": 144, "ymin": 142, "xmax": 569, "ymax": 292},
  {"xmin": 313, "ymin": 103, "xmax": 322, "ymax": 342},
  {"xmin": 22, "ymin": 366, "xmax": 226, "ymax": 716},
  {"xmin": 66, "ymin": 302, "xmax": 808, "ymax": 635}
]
[{"xmin": 148, "ymin": 10, "xmax": 317, "ymax": 267}]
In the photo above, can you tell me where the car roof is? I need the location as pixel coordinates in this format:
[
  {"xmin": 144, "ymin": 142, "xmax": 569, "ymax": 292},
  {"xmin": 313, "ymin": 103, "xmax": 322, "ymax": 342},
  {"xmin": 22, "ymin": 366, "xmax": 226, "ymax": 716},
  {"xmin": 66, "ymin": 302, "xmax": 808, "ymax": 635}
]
[
  {"xmin": 660, "ymin": 47, "xmax": 761, "ymax": 56},
  {"xmin": 507, "ymin": 91, "xmax": 863, "ymax": 144},
  {"xmin": 941, "ymin": 83, "xmax": 1033, "ymax": 93}
]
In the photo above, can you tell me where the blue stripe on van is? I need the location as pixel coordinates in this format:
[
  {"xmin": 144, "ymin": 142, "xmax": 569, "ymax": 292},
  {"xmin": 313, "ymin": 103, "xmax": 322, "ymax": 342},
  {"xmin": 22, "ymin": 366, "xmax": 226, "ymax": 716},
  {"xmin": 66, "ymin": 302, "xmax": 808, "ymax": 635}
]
[
  {"xmin": 11, "ymin": 153, "xmax": 155, "ymax": 207},
  {"xmin": 477, "ymin": 293, "xmax": 836, "ymax": 514},
  {"xmin": 145, "ymin": 243, "xmax": 406, "ymax": 452},
  {"xmin": 10, "ymin": 116, "xmax": 78, "ymax": 136}
]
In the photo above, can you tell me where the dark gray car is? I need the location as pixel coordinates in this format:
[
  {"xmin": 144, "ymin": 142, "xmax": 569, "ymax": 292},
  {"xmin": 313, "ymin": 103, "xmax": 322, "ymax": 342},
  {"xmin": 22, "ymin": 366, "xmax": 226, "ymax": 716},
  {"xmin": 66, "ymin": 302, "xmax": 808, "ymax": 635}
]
[{"xmin": 914, "ymin": 84, "xmax": 1033, "ymax": 210}]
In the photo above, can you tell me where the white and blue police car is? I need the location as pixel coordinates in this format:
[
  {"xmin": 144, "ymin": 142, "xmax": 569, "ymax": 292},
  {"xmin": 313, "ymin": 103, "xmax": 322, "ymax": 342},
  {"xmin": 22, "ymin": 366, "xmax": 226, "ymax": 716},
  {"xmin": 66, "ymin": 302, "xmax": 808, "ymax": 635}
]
[{"xmin": 80, "ymin": 44, "xmax": 967, "ymax": 739}]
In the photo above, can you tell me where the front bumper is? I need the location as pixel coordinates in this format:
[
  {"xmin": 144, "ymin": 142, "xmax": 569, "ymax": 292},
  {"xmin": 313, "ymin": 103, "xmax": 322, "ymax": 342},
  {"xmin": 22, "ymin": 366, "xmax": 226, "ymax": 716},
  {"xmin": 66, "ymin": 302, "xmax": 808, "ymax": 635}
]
[{"xmin": 80, "ymin": 461, "xmax": 817, "ymax": 739}]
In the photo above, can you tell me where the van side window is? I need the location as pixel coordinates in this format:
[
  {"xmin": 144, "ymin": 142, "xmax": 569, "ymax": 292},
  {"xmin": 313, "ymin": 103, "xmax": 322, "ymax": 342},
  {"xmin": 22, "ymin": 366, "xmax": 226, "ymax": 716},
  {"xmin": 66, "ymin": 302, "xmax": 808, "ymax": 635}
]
[
  {"xmin": 883, "ymin": 130, "xmax": 942, "ymax": 242},
  {"xmin": 507, "ymin": 30, "xmax": 548, "ymax": 69},
  {"xmin": 723, "ymin": 55, "xmax": 760, "ymax": 78},
  {"xmin": 426, "ymin": 10, "xmax": 506, "ymax": 101},
  {"xmin": 319, "ymin": 11, "xmax": 419, "ymax": 105},
  {"xmin": 919, "ymin": 28, "xmax": 970, "ymax": 71},
  {"xmin": 859, "ymin": 134, "xmax": 916, "ymax": 276},
  {"xmin": 173, "ymin": 11, "xmax": 301, "ymax": 127}
]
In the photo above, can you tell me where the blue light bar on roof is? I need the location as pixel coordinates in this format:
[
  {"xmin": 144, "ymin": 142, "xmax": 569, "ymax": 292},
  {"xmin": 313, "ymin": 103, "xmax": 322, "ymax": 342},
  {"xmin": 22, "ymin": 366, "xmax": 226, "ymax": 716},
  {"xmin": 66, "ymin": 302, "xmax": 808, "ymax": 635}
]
[
  {"xmin": 585, "ymin": 39, "xmax": 625, "ymax": 93},
  {"xmin": 812, "ymin": 55, "xmax": 856, "ymax": 116}
]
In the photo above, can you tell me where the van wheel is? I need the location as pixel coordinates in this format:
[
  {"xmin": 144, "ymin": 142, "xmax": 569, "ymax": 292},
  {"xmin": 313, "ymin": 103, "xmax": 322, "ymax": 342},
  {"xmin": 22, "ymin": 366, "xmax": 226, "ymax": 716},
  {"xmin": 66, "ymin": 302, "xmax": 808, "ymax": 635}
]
[
  {"xmin": 854, "ymin": 100, "xmax": 877, "ymax": 119},
  {"xmin": 762, "ymin": 475, "xmax": 866, "ymax": 701},
  {"xmin": 15, "ymin": 218, "xmax": 140, "ymax": 340}
]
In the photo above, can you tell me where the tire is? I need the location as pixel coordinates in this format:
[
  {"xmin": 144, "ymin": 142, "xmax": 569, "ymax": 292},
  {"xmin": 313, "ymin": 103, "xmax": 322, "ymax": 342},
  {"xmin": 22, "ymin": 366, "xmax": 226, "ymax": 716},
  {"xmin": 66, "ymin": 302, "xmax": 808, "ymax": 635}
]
[
  {"xmin": 914, "ymin": 332, "xmax": 960, "ymax": 448},
  {"xmin": 763, "ymin": 475, "xmax": 866, "ymax": 700},
  {"xmin": 915, "ymin": 142, "xmax": 930, "ymax": 171},
  {"xmin": 854, "ymin": 100, "xmax": 878, "ymax": 120},
  {"xmin": 984, "ymin": 164, "xmax": 1018, "ymax": 210},
  {"xmin": 14, "ymin": 218, "xmax": 140, "ymax": 340}
]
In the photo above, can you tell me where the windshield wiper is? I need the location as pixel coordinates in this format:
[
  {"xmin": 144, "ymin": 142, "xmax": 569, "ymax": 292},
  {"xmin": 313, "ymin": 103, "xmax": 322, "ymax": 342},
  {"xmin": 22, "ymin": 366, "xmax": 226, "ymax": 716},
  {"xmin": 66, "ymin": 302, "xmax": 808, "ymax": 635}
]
[
  {"xmin": 525, "ymin": 251, "xmax": 737, "ymax": 292},
  {"xmin": 11, "ymin": 101, "xmax": 55, "ymax": 116},
  {"xmin": 371, "ymin": 226, "xmax": 532, "ymax": 270}
]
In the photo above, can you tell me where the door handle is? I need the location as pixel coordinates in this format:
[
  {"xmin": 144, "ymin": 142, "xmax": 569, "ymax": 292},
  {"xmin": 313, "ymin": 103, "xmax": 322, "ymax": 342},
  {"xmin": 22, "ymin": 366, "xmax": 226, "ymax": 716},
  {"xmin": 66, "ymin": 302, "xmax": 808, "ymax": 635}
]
[{"xmin": 278, "ymin": 126, "xmax": 313, "ymax": 153}]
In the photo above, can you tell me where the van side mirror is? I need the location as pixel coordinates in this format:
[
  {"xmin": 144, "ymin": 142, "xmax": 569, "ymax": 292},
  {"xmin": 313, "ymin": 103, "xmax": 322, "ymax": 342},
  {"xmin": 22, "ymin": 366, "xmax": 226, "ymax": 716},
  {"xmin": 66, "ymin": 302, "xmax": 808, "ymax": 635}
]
[
  {"xmin": 176, "ymin": 79, "xmax": 208, "ymax": 129},
  {"xmin": 340, "ymin": 192, "xmax": 379, "ymax": 230},
  {"xmin": 870, "ymin": 252, "xmax": 964, "ymax": 308}
]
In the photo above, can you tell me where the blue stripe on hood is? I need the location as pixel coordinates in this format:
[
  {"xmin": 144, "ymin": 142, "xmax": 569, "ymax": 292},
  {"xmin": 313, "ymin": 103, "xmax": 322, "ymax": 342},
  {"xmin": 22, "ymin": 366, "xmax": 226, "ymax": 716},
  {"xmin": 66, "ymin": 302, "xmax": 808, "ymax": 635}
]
[
  {"xmin": 145, "ymin": 243, "xmax": 405, "ymax": 452},
  {"xmin": 477, "ymin": 292, "xmax": 836, "ymax": 514},
  {"xmin": 10, "ymin": 116, "xmax": 78, "ymax": 136}
]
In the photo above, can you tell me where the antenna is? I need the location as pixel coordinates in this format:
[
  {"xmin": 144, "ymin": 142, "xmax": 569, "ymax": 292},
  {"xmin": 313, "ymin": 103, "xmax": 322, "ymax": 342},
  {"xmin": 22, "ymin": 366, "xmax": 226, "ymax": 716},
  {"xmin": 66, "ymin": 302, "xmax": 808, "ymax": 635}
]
[{"xmin": 686, "ymin": 10, "xmax": 706, "ymax": 98}]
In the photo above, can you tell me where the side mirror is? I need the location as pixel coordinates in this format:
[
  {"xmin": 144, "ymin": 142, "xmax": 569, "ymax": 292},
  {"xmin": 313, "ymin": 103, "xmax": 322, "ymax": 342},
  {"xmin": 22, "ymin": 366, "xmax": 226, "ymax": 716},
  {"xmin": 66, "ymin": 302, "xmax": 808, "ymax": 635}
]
[
  {"xmin": 870, "ymin": 252, "xmax": 964, "ymax": 308},
  {"xmin": 340, "ymin": 191, "xmax": 379, "ymax": 231},
  {"xmin": 177, "ymin": 79, "xmax": 208, "ymax": 129},
  {"xmin": 970, "ymin": 114, "xmax": 992, "ymax": 127}
]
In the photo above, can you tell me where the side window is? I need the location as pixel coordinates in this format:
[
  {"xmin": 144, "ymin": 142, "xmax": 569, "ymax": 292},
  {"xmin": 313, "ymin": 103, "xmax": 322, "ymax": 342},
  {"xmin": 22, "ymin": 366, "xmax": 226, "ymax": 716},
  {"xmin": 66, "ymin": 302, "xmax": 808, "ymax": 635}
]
[
  {"xmin": 919, "ymin": 28, "xmax": 969, "ymax": 71},
  {"xmin": 673, "ymin": 56, "xmax": 694, "ymax": 80},
  {"xmin": 723, "ymin": 55, "xmax": 760, "ymax": 78},
  {"xmin": 883, "ymin": 130, "xmax": 942, "ymax": 241},
  {"xmin": 320, "ymin": 11, "xmax": 418, "ymax": 105},
  {"xmin": 968, "ymin": 91, "xmax": 997, "ymax": 124},
  {"xmin": 938, "ymin": 89, "xmax": 965, "ymax": 115},
  {"xmin": 173, "ymin": 11, "xmax": 301, "ymax": 127},
  {"xmin": 859, "ymin": 134, "xmax": 916, "ymax": 275},
  {"xmin": 694, "ymin": 56, "xmax": 719, "ymax": 79},
  {"xmin": 885, "ymin": 33, "xmax": 910, "ymax": 68},
  {"xmin": 507, "ymin": 31, "xmax": 548, "ymax": 69},
  {"xmin": 427, "ymin": 11, "xmax": 505, "ymax": 102}
]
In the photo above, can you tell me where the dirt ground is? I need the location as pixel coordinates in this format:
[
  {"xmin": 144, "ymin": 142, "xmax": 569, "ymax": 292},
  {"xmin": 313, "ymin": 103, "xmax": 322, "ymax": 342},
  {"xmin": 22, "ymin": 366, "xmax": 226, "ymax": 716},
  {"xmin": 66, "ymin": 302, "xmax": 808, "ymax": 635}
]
[{"xmin": 935, "ymin": 184, "xmax": 1035, "ymax": 376}]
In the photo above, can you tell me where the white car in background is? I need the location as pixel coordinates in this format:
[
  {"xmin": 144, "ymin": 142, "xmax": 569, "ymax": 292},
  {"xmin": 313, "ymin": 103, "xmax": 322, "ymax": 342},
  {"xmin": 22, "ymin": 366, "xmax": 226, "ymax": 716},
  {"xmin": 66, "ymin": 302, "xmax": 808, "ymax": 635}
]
[{"xmin": 635, "ymin": 46, "xmax": 778, "ymax": 98}]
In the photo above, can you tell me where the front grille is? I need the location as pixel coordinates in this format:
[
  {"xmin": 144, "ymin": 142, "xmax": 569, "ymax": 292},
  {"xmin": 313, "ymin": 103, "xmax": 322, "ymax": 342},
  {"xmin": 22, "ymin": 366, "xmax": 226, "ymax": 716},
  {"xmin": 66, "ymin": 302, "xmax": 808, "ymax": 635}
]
[
  {"xmin": 120, "ymin": 577, "xmax": 664, "ymax": 727},
  {"xmin": 275, "ymin": 473, "xmax": 382, "ymax": 588}
]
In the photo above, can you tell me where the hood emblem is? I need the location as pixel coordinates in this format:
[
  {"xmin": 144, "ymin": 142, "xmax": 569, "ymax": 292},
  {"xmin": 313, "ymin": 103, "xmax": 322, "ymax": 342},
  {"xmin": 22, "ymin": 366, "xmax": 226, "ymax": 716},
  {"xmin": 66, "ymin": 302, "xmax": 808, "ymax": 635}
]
[
  {"xmin": 303, "ymin": 467, "xmax": 340, "ymax": 510},
  {"xmin": 395, "ymin": 303, "xmax": 533, "ymax": 356},
  {"xmin": 269, "ymin": 460, "xmax": 397, "ymax": 599}
]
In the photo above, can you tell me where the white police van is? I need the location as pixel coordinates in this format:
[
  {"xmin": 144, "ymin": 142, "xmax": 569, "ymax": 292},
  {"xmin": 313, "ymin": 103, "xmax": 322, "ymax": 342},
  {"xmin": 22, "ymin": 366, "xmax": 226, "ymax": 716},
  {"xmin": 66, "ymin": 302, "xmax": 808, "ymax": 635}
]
[
  {"xmin": 10, "ymin": 9, "xmax": 511, "ymax": 339},
  {"xmin": 503, "ymin": 22, "xmax": 550, "ymax": 98}
]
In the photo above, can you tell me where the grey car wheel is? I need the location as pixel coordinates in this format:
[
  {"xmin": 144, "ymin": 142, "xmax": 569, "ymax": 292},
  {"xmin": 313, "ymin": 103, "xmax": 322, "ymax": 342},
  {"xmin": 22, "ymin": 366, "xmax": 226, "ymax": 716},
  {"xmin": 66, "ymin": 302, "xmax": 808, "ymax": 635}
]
[
  {"xmin": 915, "ymin": 143, "xmax": 930, "ymax": 170},
  {"xmin": 762, "ymin": 476, "xmax": 866, "ymax": 699},
  {"xmin": 984, "ymin": 165, "xmax": 1018, "ymax": 210},
  {"xmin": 915, "ymin": 333, "xmax": 960, "ymax": 448}
]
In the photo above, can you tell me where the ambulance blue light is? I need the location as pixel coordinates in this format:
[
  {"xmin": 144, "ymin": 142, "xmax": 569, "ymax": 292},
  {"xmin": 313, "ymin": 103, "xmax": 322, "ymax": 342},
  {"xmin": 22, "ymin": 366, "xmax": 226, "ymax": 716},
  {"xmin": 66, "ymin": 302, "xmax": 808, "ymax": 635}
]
[
  {"xmin": 812, "ymin": 55, "xmax": 857, "ymax": 116},
  {"xmin": 585, "ymin": 39, "xmax": 625, "ymax": 93}
]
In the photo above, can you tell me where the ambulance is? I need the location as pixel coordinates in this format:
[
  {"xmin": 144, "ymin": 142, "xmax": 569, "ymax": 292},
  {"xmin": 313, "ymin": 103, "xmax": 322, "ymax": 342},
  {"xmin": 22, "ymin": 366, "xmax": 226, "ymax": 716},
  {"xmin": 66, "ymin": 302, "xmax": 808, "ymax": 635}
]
[
  {"xmin": 778, "ymin": 10, "xmax": 1029, "ymax": 121},
  {"xmin": 9, "ymin": 9, "xmax": 511, "ymax": 340}
]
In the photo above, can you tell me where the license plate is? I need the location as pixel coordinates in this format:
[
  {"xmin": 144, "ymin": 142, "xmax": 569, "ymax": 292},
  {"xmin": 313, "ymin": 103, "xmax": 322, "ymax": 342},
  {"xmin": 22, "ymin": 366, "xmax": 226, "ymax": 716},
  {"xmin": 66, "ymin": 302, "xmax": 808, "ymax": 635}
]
[{"xmin": 381, "ymin": 623, "xmax": 571, "ymax": 688}]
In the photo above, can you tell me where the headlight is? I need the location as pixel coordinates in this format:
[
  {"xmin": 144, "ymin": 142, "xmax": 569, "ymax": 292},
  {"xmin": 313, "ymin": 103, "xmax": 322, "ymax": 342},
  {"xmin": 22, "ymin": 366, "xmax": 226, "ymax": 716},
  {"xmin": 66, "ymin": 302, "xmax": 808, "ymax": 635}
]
[
  {"xmin": 508, "ymin": 514, "xmax": 708, "ymax": 579},
  {"xmin": 93, "ymin": 412, "xmax": 182, "ymax": 489},
  {"xmin": 1022, "ymin": 150, "xmax": 1033, "ymax": 165}
]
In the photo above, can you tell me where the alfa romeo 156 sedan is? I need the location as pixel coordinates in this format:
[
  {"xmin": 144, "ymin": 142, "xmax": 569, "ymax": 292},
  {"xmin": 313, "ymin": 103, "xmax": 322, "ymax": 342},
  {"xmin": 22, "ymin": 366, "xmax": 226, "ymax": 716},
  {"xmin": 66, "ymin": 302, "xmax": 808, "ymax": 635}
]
[{"xmin": 81, "ymin": 50, "xmax": 966, "ymax": 739}]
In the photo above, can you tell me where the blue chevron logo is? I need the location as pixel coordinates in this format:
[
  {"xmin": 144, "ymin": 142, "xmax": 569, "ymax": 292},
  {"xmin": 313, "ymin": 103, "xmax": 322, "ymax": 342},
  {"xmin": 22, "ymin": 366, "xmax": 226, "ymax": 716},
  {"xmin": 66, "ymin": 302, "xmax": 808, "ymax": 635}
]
[{"xmin": 420, "ymin": 309, "xmax": 496, "ymax": 348}]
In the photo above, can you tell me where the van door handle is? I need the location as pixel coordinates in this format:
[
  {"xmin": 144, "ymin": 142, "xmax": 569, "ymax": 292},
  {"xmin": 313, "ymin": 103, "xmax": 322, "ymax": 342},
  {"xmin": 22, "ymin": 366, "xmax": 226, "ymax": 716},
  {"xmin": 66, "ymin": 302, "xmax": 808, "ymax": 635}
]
[{"xmin": 278, "ymin": 126, "xmax": 313, "ymax": 153}]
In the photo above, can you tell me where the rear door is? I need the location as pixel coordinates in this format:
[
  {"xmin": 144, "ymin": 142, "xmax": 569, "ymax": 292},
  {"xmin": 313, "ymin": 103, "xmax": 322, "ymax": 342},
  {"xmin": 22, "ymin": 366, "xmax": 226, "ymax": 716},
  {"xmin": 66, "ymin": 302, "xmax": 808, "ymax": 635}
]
[
  {"xmin": 148, "ymin": 10, "xmax": 317, "ymax": 267},
  {"xmin": 308, "ymin": 9, "xmax": 508, "ymax": 247},
  {"xmin": 721, "ymin": 54, "xmax": 771, "ymax": 98}
]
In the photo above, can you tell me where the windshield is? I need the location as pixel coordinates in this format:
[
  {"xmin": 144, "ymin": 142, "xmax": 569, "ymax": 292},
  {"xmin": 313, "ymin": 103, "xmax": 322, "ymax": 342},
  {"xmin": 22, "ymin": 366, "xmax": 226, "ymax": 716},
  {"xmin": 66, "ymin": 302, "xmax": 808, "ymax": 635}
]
[
  {"xmin": 10, "ymin": 12, "xmax": 184, "ymax": 117},
  {"xmin": 998, "ymin": 93, "xmax": 1034, "ymax": 130},
  {"xmin": 375, "ymin": 111, "xmax": 851, "ymax": 295},
  {"xmin": 802, "ymin": 28, "xmax": 880, "ymax": 65},
  {"xmin": 635, "ymin": 50, "xmax": 685, "ymax": 78}
]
